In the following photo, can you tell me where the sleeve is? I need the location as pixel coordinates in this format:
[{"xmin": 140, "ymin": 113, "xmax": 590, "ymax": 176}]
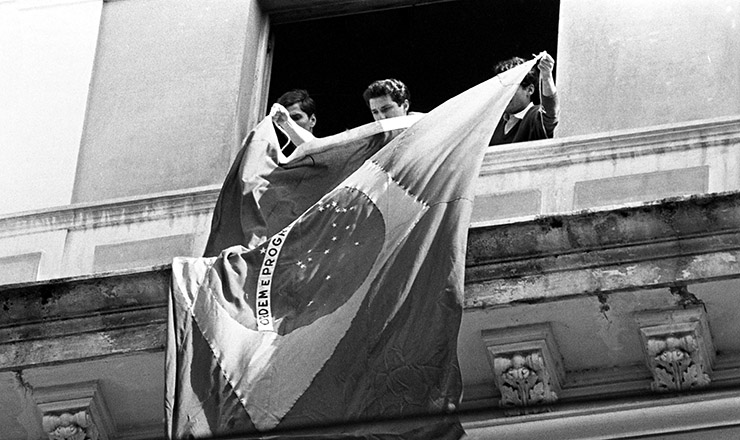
[{"xmin": 539, "ymin": 92, "xmax": 560, "ymax": 137}]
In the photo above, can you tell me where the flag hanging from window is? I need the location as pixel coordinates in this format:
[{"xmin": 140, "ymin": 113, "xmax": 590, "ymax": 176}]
[
  {"xmin": 166, "ymin": 59, "xmax": 537, "ymax": 439},
  {"xmin": 202, "ymin": 108, "xmax": 423, "ymax": 257}
]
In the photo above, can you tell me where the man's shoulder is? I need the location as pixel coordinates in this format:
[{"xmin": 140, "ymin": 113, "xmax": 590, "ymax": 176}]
[{"xmin": 521, "ymin": 104, "xmax": 543, "ymax": 121}]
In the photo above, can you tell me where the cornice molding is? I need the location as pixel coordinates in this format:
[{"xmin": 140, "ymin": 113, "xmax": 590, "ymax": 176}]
[
  {"xmin": 480, "ymin": 114, "xmax": 740, "ymax": 176},
  {"xmin": 465, "ymin": 190, "xmax": 740, "ymax": 307},
  {"xmin": 0, "ymin": 267, "xmax": 169, "ymax": 326},
  {"xmin": 467, "ymin": 190, "xmax": 740, "ymax": 268},
  {"xmin": 0, "ymin": 268, "xmax": 169, "ymax": 370},
  {"xmin": 0, "ymin": 185, "xmax": 220, "ymax": 239},
  {"xmin": 461, "ymin": 389, "xmax": 740, "ymax": 440}
]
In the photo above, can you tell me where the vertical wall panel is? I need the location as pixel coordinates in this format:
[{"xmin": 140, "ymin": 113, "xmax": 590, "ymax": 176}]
[
  {"xmin": 0, "ymin": 253, "xmax": 42, "ymax": 284},
  {"xmin": 557, "ymin": 0, "xmax": 740, "ymax": 137},
  {"xmin": 92, "ymin": 233, "xmax": 194, "ymax": 273},
  {"xmin": 0, "ymin": 0, "xmax": 102, "ymax": 215},
  {"xmin": 73, "ymin": 0, "xmax": 265, "ymax": 203},
  {"xmin": 573, "ymin": 166, "xmax": 709, "ymax": 210}
]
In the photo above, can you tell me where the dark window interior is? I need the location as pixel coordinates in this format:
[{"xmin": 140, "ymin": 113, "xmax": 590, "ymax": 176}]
[{"xmin": 269, "ymin": 0, "xmax": 559, "ymax": 137}]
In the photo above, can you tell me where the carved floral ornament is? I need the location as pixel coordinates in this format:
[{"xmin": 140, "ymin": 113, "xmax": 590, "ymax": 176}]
[
  {"xmin": 43, "ymin": 411, "xmax": 98, "ymax": 440},
  {"xmin": 646, "ymin": 334, "xmax": 711, "ymax": 392},
  {"xmin": 482, "ymin": 323, "xmax": 564, "ymax": 412},
  {"xmin": 493, "ymin": 352, "xmax": 558, "ymax": 408},
  {"xmin": 636, "ymin": 306, "xmax": 715, "ymax": 393},
  {"xmin": 32, "ymin": 381, "xmax": 113, "ymax": 440}
]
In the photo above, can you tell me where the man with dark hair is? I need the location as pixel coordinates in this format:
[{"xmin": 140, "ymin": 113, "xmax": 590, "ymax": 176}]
[
  {"xmin": 489, "ymin": 51, "xmax": 559, "ymax": 145},
  {"xmin": 362, "ymin": 78, "xmax": 411, "ymax": 121},
  {"xmin": 272, "ymin": 89, "xmax": 318, "ymax": 156},
  {"xmin": 277, "ymin": 89, "xmax": 317, "ymax": 133}
]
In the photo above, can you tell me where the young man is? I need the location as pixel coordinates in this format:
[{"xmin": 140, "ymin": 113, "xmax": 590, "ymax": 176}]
[
  {"xmin": 362, "ymin": 78, "xmax": 411, "ymax": 121},
  {"xmin": 489, "ymin": 51, "xmax": 559, "ymax": 145},
  {"xmin": 277, "ymin": 89, "xmax": 317, "ymax": 133},
  {"xmin": 273, "ymin": 89, "xmax": 317, "ymax": 155}
]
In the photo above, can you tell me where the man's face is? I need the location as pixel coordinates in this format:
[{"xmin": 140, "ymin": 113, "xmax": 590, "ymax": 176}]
[
  {"xmin": 505, "ymin": 84, "xmax": 533, "ymax": 114},
  {"xmin": 286, "ymin": 103, "xmax": 316, "ymax": 132},
  {"xmin": 368, "ymin": 95, "xmax": 409, "ymax": 121}
]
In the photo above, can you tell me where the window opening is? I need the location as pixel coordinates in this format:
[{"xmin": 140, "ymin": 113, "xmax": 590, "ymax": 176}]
[{"xmin": 268, "ymin": 0, "xmax": 559, "ymax": 138}]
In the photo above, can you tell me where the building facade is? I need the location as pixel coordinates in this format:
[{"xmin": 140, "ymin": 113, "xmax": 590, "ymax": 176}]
[{"xmin": 2, "ymin": 0, "xmax": 740, "ymax": 438}]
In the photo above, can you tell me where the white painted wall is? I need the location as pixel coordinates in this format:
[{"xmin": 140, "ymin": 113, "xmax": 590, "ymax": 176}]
[
  {"xmin": 473, "ymin": 116, "xmax": 740, "ymax": 226},
  {"xmin": 0, "ymin": 0, "xmax": 102, "ymax": 215},
  {"xmin": 556, "ymin": 0, "xmax": 740, "ymax": 137}
]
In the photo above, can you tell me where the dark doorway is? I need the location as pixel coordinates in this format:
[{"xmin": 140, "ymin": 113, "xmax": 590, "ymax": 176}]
[{"xmin": 269, "ymin": 0, "xmax": 560, "ymax": 137}]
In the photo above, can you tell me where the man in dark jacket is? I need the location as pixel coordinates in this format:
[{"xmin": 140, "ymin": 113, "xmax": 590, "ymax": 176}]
[{"xmin": 489, "ymin": 51, "xmax": 559, "ymax": 145}]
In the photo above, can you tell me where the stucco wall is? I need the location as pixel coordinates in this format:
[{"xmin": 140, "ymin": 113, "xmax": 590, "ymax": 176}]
[
  {"xmin": 556, "ymin": 0, "xmax": 740, "ymax": 137},
  {"xmin": 73, "ymin": 0, "xmax": 266, "ymax": 203},
  {"xmin": 0, "ymin": 0, "xmax": 102, "ymax": 215}
]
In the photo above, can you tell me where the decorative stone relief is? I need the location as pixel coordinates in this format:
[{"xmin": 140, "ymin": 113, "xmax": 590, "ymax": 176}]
[
  {"xmin": 494, "ymin": 352, "xmax": 558, "ymax": 408},
  {"xmin": 33, "ymin": 381, "xmax": 114, "ymax": 440},
  {"xmin": 482, "ymin": 323, "xmax": 564, "ymax": 414},
  {"xmin": 43, "ymin": 411, "xmax": 97, "ymax": 440},
  {"xmin": 635, "ymin": 305, "xmax": 715, "ymax": 393}
]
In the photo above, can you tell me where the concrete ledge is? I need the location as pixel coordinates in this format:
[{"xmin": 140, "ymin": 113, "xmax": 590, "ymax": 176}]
[
  {"xmin": 0, "ymin": 185, "xmax": 219, "ymax": 238},
  {"xmin": 4, "ymin": 190, "xmax": 740, "ymax": 369},
  {"xmin": 462, "ymin": 388, "xmax": 740, "ymax": 440},
  {"xmin": 479, "ymin": 114, "xmax": 740, "ymax": 175},
  {"xmin": 465, "ymin": 191, "xmax": 740, "ymax": 307},
  {"xmin": 0, "ymin": 267, "xmax": 170, "ymax": 370}
]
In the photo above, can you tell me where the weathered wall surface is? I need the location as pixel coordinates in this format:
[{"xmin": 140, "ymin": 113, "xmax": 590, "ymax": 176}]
[{"xmin": 3, "ymin": 191, "xmax": 740, "ymax": 438}]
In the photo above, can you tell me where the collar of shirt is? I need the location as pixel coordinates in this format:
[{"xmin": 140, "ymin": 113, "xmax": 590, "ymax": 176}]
[
  {"xmin": 511, "ymin": 102, "xmax": 534, "ymax": 120},
  {"xmin": 503, "ymin": 102, "xmax": 534, "ymax": 134}
]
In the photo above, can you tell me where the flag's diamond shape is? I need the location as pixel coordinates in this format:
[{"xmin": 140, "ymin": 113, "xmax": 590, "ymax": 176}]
[{"xmin": 244, "ymin": 187, "xmax": 384, "ymax": 334}]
